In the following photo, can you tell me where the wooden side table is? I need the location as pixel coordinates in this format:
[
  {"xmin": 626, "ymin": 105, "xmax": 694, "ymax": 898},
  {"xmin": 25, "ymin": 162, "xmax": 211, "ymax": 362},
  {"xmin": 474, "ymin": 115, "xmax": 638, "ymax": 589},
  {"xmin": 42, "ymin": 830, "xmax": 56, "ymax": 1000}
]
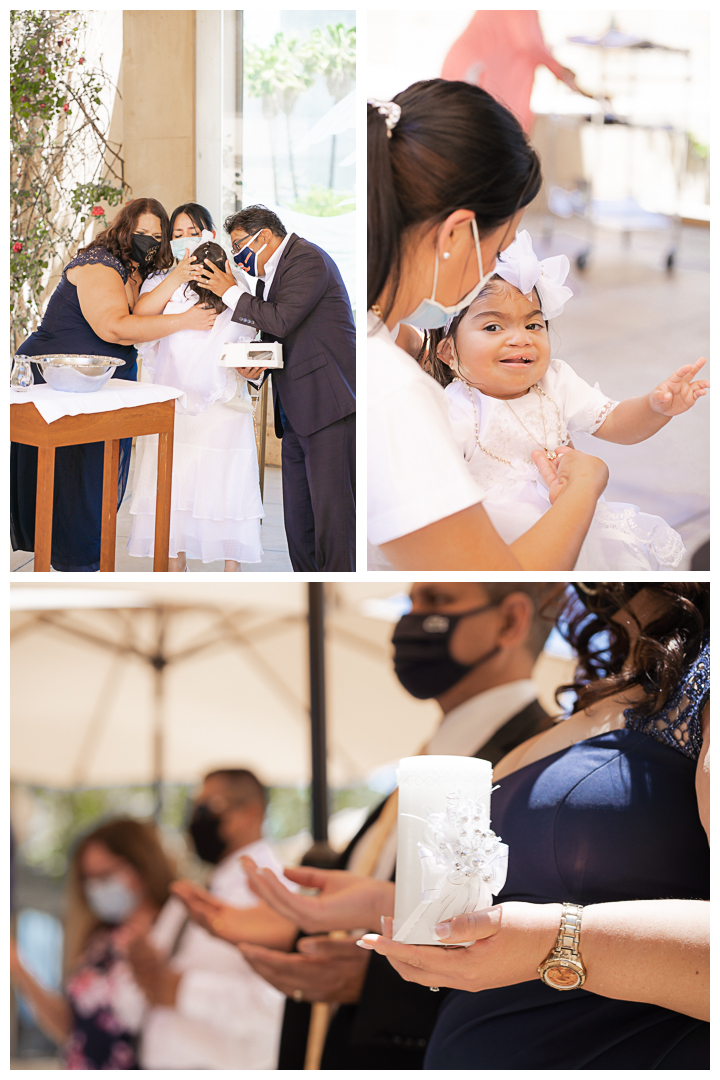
[{"xmin": 11, "ymin": 399, "xmax": 175, "ymax": 572}]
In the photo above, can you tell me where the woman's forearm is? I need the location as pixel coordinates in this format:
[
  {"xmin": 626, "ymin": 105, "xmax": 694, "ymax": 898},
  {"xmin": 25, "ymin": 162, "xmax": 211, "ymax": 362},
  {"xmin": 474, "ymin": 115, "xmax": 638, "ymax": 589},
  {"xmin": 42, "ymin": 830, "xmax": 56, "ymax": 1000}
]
[
  {"xmin": 510, "ymin": 480, "xmax": 597, "ymax": 569},
  {"xmin": 133, "ymin": 274, "xmax": 180, "ymax": 316},
  {"xmin": 103, "ymin": 310, "xmax": 189, "ymax": 344},
  {"xmin": 594, "ymin": 396, "xmax": 670, "ymax": 444},
  {"xmin": 581, "ymin": 899, "xmax": 709, "ymax": 1020},
  {"xmin": 12, "ymin": 964, "xmax": 72, "ymax": 1044}
]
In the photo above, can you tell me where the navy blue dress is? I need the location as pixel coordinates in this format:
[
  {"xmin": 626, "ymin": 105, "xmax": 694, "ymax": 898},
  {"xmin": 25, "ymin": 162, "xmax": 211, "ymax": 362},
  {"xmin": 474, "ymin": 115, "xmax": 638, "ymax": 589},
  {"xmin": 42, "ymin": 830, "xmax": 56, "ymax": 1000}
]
[
  {"xmin": 10, "ymin": 248, "xmax": 138, "ymax": 571},
  {"xmin": 425, "ymin": 638, "xmax": 710, "ymax": 1070}
]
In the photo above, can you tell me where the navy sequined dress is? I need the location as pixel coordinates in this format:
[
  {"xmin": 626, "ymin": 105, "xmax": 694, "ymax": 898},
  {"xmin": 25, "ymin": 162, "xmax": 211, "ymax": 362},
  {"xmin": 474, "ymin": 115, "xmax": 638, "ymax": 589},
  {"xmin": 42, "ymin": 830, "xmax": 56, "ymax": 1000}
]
[
  {"xmin": 10, "ymin": 248, "xmax": 138, "ymax": 571},
  {"xmin": 425, "ymin": 636, "xmax": 710, "ymax": 1070}
]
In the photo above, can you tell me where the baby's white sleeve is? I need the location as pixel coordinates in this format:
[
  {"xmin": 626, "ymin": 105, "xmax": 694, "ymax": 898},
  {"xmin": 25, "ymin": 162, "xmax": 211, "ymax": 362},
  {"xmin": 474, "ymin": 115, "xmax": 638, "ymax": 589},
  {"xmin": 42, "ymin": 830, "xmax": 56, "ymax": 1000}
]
[{"xmin": 548, "ymin": 358, "xmax": 619, "ymax": 436}]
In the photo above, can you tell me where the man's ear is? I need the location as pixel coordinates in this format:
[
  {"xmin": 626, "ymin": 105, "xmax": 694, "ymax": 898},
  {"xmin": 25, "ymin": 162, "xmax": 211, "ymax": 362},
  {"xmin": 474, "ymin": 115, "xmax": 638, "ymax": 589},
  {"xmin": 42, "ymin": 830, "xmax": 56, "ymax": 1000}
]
[{"xmin": 437, "ymin": 335, "xmax": 457, "ymax": 374}]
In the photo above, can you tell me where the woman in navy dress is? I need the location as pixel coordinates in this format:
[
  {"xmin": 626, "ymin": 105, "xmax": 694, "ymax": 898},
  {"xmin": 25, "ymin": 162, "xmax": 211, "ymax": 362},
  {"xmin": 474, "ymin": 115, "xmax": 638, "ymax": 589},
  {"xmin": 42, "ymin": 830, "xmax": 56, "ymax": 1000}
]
[
  {"xmin": 235, "ymin": 583, "xmax": 710, "ymax": 1069},
  {"xmin": 10, "ymin": 197, "xmax": 218, "ymax": 571}
]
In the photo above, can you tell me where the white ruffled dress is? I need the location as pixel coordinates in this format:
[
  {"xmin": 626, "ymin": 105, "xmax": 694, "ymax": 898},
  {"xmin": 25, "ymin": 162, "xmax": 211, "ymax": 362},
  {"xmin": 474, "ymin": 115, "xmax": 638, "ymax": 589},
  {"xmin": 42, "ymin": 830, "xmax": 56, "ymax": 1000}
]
[
  {"xmin": 445, "ymin": 358, "xmax": 685, "ymax": 570},
  {"xmin": 127, "ymin": 277, "xmax": 264, "ymax": 564}
]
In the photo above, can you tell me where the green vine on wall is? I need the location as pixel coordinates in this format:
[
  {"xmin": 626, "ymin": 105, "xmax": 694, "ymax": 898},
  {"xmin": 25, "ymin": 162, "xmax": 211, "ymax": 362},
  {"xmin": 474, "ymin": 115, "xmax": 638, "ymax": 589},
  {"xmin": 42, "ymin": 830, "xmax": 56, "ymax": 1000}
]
[{"xmin": 10, "ymin": 9, "xmax": 128, "ymax": 352}]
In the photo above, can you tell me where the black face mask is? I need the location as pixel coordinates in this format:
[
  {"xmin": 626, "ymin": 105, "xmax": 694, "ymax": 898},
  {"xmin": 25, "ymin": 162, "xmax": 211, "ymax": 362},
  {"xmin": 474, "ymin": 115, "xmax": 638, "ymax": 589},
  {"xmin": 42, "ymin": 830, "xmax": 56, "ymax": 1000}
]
[
  {"xmin": 392, "ymin": 602, "xmax": 500, "ymax": 700},
  {"xmin": 188, "ymin": 803, "xmax": 226, "ymax": 865},
  {"xmin": 130, "ymin": 232, "xmax": 161, "ymax": 272}
]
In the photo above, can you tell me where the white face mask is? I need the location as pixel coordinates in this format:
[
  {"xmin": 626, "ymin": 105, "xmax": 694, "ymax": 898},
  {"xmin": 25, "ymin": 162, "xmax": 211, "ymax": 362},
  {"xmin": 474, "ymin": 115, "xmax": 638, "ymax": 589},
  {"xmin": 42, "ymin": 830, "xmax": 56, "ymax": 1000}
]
[
  {"xmin": 401, "ymin": 218, "xmax": 496, "ymax": 329},
  {"xmin": 84, "ymin": 875, "xmax": 140, "ymax": 924},
  {"xmin": 171, "ymin": 229, "xmax": 214, "ymax": 261}
]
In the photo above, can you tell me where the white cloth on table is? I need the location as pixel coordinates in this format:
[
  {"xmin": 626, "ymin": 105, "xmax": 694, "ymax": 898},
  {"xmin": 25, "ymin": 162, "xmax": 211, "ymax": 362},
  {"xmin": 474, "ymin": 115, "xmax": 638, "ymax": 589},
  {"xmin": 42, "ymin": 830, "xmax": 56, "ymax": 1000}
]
[
  {"xmin": 127, "ymin": 279, "xmax": 263, "ymax": 564},
  {"xmin": 141, "ymin": 839, "xmax": 289, "ymax": 1070},
  {"xmin": 367, "ymin": 312, "xmax": 482, "ymax": 570},
  {"xmin": 9, "ymin": 381, "xmax": 184, "ymax": 424},
  {"xmin": 445, "ymin": 359, "xmax": 685, "ymax": 570}
]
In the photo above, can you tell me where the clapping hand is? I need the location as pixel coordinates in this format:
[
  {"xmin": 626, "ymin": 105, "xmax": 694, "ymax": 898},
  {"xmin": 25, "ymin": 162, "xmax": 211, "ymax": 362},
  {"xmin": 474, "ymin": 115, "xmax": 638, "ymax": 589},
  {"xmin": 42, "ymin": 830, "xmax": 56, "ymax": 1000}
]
[
  {"xmin": 239, "ymin": 934, "xmax": 370, "ymax": 1004},
  {"xmin": 649, "ymin": 358, "xmax": 709, "ymax": 416},
  {"xmin": 241, "ymin": 857, "xmax": 394, "ymax": 935},
  {"xmin": 126, "ymin": 936, "xmax": 181, "ymax": 1006}
]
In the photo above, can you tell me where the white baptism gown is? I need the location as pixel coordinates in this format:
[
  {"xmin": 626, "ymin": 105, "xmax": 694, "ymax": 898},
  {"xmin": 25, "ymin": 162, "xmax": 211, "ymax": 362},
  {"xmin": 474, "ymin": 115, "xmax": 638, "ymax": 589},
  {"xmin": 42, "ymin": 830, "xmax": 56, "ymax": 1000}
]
[
  {"xmin": 445, "ymin": 359, "xmax": 685, "ymax": 570},
  {"xmin": 127, "ymin": 276, "xmax": 263, "ymax": 564}
]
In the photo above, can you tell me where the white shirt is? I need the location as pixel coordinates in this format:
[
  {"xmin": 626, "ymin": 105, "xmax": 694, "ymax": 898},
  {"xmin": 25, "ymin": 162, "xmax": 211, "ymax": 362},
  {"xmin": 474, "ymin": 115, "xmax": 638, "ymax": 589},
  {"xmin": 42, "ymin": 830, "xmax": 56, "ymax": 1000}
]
[
  {"xmin": 426, "ymin": 679, "xmax": 540, "ymax": 757},
  {"xmin": 141, "ymin": 838, "xmax": 287, "ymax": 1070},
  {"xmin": 353, "ymin": 680, "xmax": 541, "ymax": 882},
  {"xmin": 222, "ymin": 233, "xmax": 291, "ymax": 315},
  {"xmin": 367, "ymin": 312, "xmax": 482, "ymax": 569}
]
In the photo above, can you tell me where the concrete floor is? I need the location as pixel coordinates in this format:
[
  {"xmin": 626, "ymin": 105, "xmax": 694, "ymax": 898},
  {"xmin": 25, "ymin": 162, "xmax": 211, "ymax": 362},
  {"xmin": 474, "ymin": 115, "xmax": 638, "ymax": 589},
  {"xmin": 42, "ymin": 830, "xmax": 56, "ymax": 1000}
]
[
  {"xmin": 10, "ymin": 457, "xmax": 293, "ymax": 574},
  {"xmin": 525, "ymin": 216, "xmax": 710, "ymax": 569}
]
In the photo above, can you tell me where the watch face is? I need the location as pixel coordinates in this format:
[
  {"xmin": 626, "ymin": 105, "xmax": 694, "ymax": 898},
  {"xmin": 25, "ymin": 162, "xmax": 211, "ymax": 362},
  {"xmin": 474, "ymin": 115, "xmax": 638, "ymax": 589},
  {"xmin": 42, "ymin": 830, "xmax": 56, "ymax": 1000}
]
[{"xmin": 545, "ymin": 963, "xmax": 581, "ymax": 989}]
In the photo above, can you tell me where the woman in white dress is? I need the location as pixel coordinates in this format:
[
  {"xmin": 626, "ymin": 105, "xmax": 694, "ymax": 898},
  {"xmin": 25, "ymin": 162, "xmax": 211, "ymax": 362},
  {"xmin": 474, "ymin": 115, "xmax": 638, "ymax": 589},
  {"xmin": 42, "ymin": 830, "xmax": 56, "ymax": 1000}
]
[
  {"xmin": 367, "ymin": 83, "xmax": 610, "ymax": 570},
  {"xmin": 432, "ymin": 232, "xmax": 708, "ymax": 570},
  {"xmin": 128, "ymin": 206, "xmax": 263, "ymax": 571}
]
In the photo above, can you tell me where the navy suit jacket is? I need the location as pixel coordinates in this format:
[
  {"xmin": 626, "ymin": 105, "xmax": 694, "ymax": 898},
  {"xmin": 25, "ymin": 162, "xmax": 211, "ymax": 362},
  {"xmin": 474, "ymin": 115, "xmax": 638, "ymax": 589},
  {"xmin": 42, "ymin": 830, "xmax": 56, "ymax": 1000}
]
[{"xmin": 230, "ymin": 233, "xmax": 356, "ymax": 438}]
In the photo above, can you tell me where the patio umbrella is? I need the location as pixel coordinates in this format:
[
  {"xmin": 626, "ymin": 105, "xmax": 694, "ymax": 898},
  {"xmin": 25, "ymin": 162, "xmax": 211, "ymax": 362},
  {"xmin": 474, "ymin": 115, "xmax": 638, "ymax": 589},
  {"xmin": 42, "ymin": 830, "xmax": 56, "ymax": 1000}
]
[{"xmin": 10, "ymin": 582, "xmax": 440, "ymax": 844}]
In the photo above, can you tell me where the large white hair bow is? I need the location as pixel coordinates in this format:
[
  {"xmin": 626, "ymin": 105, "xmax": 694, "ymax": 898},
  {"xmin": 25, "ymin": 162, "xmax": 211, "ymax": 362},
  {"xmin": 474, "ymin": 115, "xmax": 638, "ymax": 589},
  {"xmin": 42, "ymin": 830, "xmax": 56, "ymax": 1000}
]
[{"xmin": 495, "ymin": 230, "xmax": 573, "ymax": 320}]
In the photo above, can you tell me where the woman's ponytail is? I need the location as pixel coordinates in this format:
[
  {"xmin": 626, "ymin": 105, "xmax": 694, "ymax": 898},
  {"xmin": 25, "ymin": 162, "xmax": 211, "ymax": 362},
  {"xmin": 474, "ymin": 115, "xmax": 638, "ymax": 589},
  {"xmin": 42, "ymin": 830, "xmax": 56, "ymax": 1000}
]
[{"xmin": 367, "ymin": 102, "xmax": 405, "ymax": 312}]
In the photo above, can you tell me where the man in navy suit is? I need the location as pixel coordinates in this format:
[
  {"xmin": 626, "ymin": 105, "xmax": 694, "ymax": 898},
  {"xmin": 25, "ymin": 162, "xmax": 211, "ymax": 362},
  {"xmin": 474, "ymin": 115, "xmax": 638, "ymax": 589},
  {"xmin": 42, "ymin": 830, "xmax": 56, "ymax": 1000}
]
[{"xmin": 197, "ymin": 206, "xmax": 356, "ymax": 572}]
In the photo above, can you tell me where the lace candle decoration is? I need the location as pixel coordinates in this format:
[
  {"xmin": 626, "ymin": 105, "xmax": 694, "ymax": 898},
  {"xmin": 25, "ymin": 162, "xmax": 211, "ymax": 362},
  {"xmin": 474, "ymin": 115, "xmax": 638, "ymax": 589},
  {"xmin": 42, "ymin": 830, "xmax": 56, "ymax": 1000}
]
[{"xmin": 393, "ymin": 755, "xmax": 508, "ymax": 946}]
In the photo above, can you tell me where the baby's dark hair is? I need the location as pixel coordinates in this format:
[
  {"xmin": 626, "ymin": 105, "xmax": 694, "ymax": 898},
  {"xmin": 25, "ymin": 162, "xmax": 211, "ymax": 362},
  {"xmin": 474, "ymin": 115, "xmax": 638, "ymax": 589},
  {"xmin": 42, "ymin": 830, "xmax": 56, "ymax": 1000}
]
[
  {"xmin": 185, "ymin": 241, "xmax": 229, "ymax": 314},
  {"xmin": 420, "ymin": 277, "xmax": 547, "ymax": 388}
]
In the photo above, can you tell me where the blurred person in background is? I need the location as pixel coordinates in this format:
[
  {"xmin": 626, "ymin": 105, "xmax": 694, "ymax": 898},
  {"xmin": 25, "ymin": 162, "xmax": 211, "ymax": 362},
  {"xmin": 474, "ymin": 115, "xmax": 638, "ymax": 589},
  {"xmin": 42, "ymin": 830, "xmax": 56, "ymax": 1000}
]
[
  {"xmin": 10, "ymin": 818, "xmax": 173, "ymax": 1069},
  {"xmin": 127, "ymin": 768, "xmax": 297, "ymax": 1069},
  {"xmin": 442, "ymin": 10, "xmax": 594, "ymax": 133},
  {"xmin": 174, "ymin": 583, "xmax": 562, "ymax": 1069}
]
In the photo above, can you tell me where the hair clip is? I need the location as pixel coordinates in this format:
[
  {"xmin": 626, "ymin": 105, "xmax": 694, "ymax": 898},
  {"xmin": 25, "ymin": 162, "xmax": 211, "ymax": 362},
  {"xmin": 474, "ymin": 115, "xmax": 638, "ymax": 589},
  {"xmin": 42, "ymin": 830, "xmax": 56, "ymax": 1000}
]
[{"xmin": 368, "ymin": 98, "xmax": 401, "ymax": 138}]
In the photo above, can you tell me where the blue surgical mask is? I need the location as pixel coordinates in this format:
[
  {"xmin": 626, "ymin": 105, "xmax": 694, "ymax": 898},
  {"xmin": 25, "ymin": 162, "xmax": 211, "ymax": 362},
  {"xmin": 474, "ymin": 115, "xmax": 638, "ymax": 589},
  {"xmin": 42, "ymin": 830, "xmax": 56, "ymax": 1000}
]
[
  {"xmin": 232, "ymin": 230, "xmax": 267, "ymax": 277},
  {"xmin": 84, "ymin": 875, "xmax": 140, "ymax": 924},
  {"xmin": 401, "ymin": 219, "xmax": 496, "ymax": 330},
  {"xmin": 171, "ymin": 229, "xmax": 214, "ymax": 261}
]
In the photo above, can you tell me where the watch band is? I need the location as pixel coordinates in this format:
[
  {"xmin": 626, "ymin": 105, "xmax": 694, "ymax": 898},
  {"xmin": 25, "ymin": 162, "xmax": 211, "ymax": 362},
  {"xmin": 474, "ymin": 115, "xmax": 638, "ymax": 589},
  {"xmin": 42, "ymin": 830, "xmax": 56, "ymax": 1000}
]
[
  {"xmin": 556, "ymin": 902, "xmax": 583, "ymax": 956},
  {"xmin": 537, "ymin": 902, "xmax": 586, "ymax": 989}
]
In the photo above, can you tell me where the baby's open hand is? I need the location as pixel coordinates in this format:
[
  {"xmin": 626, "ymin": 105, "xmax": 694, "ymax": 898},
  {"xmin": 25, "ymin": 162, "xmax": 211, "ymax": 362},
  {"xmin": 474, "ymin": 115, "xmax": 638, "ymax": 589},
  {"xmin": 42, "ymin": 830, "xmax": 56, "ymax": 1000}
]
[{"xmin": 649, "ymin": 358, "xmax": 709, "ymax": 416}]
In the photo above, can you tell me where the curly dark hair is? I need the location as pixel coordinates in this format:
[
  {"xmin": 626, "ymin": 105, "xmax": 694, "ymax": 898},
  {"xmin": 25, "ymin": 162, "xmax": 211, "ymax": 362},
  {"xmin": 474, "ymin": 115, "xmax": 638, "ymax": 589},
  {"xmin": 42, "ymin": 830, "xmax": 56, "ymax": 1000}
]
[
  {"xmin": 78, "ymin": 197, "xmax": 173, "ymax": 280},
  {"xmin": 557, "ymin": 583, "xmax": 709, "ymax": 719},
  {"xmin": 185, "ymin": 241, "xmax": 230, "ymax": 314}
]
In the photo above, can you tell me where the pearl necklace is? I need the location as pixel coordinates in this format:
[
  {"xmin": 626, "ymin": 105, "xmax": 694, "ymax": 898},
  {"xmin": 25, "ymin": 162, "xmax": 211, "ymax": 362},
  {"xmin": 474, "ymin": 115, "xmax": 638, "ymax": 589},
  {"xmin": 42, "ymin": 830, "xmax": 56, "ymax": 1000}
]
[{"xmin": 463, "ymin": 380, "xmax": 565, "ymax": 466}]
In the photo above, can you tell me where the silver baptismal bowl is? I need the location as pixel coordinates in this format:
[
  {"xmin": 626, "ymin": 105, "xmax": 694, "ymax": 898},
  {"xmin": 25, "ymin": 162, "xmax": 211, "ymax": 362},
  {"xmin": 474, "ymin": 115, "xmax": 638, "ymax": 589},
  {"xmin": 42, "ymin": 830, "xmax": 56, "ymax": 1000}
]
[{"xmin": 33, "ymin": 354, "xmax": 126, "ymax": 393}]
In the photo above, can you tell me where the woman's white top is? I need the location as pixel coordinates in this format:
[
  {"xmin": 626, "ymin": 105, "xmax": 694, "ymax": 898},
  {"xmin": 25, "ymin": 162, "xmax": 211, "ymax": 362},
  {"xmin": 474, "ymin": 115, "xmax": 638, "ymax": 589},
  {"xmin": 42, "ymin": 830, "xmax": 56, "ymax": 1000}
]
[
  {"xmin": 367, "ymin": 312, "xmax": 482, "ymax": 568},
  {"xmin": 137, "ymin": 274, "xmax": 255, "ymax": 415},
  {"xmin": 445, "ymin": 361, "xmax": 685, "ymax": 570}
]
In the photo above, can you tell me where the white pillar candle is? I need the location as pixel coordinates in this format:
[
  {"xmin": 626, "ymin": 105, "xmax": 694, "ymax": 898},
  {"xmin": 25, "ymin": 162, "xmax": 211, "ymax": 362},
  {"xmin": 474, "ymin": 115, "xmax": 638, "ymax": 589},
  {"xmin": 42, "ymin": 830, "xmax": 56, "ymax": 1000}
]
[{"xmin": 393, "ymin": 755, "xmax": 507, "ymax": 945}]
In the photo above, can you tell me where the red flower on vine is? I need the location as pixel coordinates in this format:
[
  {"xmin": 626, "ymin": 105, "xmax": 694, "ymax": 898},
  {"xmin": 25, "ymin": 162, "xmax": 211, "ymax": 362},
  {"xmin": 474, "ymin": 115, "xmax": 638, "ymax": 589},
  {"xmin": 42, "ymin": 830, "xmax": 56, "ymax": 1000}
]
[
  {"xmin": 63, "ymin": 103, "xmax": 69, "ymax": 112},
  {"xmin": 78, "ymin": 57, "xmax": 85, "ymax": 64},
  {"xmin": 39, "ymin": 67, "xmax": 46, "ymax": 75},
  {"xmin": 20, "ymin": 95, "xmax": 28, "ymax": 103},
  {"xmin": 39, "ymin": 103, "xmax": 46, "ymax": 109},
  {"xmin": 13, "ymin": 242, "xmax": 23, "ymax": 253},
  {"xmin": 58, "ymin": 39, "xmax": 64, "ymax": 47},
  {"xmin": 91, "ymin": 206, "xmax": 105, "ymax": 217}
]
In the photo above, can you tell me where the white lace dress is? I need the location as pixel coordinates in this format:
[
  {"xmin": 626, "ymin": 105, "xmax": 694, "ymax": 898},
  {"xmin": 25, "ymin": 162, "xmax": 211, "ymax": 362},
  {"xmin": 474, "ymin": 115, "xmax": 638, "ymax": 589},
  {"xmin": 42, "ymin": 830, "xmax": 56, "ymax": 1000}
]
[
  {"xmin": 445, "ymin": 359, "xmax": 685, "ymax": 570},
  {"xmin": 127, "ymin": 277, "xmax": 263, "ymax": 564}
]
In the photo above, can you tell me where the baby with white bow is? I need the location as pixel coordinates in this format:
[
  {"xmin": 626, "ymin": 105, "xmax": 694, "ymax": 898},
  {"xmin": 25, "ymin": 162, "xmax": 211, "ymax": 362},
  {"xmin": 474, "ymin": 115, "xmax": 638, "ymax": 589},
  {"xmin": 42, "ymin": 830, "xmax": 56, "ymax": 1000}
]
[{"xmin": 424, "ymin": 231, "xmax": 708, "ymax": 570}]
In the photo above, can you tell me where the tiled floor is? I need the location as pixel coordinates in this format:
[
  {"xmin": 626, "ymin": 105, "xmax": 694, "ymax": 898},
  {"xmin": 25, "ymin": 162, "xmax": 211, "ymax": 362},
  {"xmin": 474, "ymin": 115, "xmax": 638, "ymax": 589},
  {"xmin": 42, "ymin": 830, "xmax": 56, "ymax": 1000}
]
[
  {"xmin": 525, "ymin": 217, "xmax": 710, "ymax": 570},
  {"xmin": 10, "ymin": 458, "xmax": 293, "ymax": 573}
]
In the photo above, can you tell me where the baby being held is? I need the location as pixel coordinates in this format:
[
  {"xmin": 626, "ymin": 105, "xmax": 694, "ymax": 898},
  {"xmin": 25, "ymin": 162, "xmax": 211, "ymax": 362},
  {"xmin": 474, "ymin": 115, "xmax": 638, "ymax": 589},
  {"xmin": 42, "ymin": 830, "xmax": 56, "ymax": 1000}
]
[{"xmin": 426, "ymin": 231, "xmax": 708, "ymax": 570}]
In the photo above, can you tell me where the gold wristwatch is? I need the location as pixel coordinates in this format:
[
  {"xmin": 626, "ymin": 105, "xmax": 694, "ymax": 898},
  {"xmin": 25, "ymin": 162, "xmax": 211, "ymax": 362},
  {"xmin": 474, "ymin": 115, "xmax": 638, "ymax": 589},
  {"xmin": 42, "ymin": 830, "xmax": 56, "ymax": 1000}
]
[{"xmin": 537, "ymin": 902, "xmax": 586, "ymax": 990}]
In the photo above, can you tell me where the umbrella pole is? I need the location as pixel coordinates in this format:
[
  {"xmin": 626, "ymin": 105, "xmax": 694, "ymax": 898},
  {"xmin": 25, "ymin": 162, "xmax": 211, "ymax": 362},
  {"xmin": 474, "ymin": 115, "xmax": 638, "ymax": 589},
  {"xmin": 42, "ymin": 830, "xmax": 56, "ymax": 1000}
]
[
  {"xmin": 304, "ymin": 583, "xmax": 335, "ymax": 868},
  {"xmin": 152, "ymin": 660, "xmax": 165, "ymax": 821}
]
